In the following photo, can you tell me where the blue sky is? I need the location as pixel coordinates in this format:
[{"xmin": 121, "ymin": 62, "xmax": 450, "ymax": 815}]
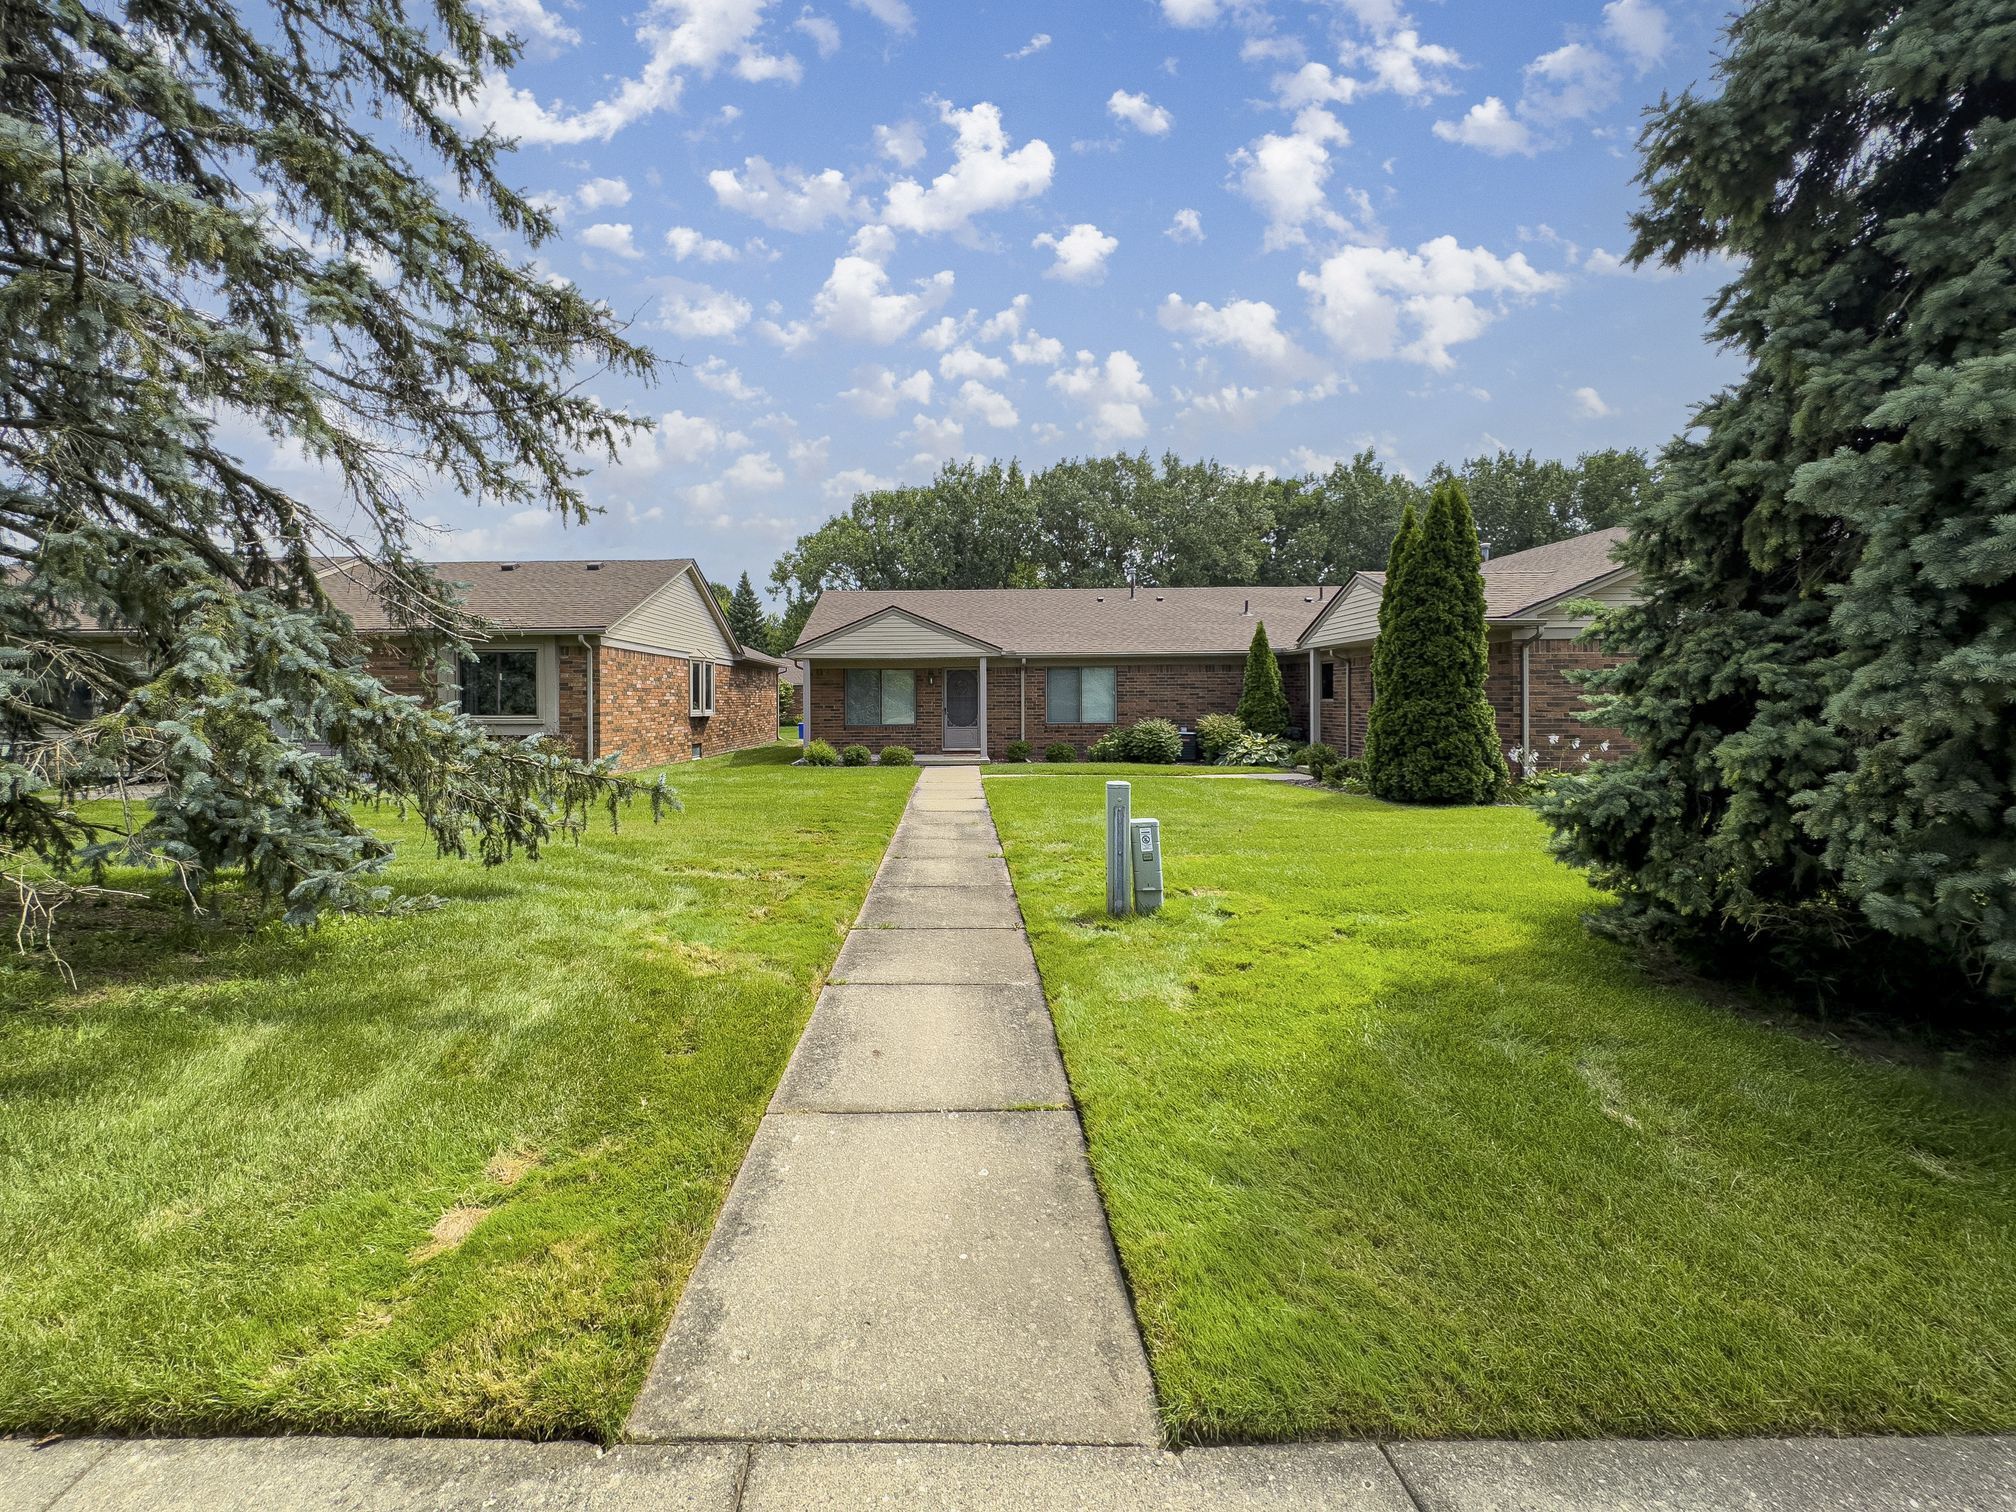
[{"xmin": 387, "ymin": 0, "xmax": 1738, "ymax": 591}]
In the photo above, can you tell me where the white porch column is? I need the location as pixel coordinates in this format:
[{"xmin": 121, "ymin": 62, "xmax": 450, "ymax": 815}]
[
  {"xmin": 1307, "ymin": 649, "xmax": 1320, "ymax": 745},
  {"xmin": 977, "ymin": 655, "xmax": 989, "ymax": 759}
]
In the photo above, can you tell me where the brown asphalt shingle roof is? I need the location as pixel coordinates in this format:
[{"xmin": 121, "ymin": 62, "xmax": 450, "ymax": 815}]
[
  {"xmin": 317, "ymin": 557, "xmax": 698, "ymax": 635},
  {"xmin": 793, "ymin": 528, "xmax": 1631, "ymax": 657},
  {"xmin": 1478, "ymin": 526, "xmax": 1631, "ymax": 617},
  {"xmin": 795, "ymin": 584, "xmax": 1342, "ymax": 657}
]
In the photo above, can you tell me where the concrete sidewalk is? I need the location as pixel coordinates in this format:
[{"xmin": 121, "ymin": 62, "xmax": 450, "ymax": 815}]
[
  {"xmin": 625, "ymin": 765, "xmax": 1160, "ymax": 1447},
  {"xmin": 8, "ymin": 1433, "xmax": 2014, "ymax": 1509}
]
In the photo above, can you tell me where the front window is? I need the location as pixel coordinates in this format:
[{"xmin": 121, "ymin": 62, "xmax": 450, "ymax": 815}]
[
  {"xmin": 460, "ymin": 650, "xmax": 538, "ymax": 717},
  {"xmin": 1046, "ymin": 666, "xmax": 1117, "ymax": 724},
  {"xmin": 690, "ymin": 660, "xmax": 717, "ymax": 717},
  {"xmin": 844, "ymin": 669, "xmax": 916, "ymax": 726}
]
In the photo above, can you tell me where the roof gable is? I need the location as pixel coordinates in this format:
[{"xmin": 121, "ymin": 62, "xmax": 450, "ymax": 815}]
[
  {"xmin": 794, "ymin": 604, "xmax": 1004, "ymax": 657},
  {"xmin": 319, "ymin": 557, "xmax": 703, "ymax": 636}
]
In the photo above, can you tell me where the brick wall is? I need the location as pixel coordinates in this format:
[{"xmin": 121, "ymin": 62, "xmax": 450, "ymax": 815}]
[
  {"xmin": 363, "ymin": 641, "xmax": 436, "ymax": 701},
  {"xmin": 1323, "ymin": 639, "xmax": 1630, "ymax": 766},
  {"xmin": 596, "ymin": 647, "xmax": 778, "ymax": 768},
  {"xmin": 809, "ymin": 656, "xmax": 1313, "ymax": 759}
]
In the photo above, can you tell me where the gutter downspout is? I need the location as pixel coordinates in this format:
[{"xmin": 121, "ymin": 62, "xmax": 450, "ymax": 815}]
[
  {"xmin": 1517, "ymin": 625, "xmax": 1543, "ymax": 770},
  {"xmin": 1307, "ymin": 649, "xmax": 1320, "ymax": 746},
  {"xmin": 576, "ymin": 634, "xmax": 597, "ymax": 763},
  {"xmin": 1019, "ymin": 658, "xmax": 1027, "ymax": 744}
]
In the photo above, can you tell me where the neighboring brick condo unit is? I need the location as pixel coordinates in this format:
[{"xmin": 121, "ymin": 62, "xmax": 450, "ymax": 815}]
[
  {"xmin": 323, "ymin": 557, "xmax": 782, "ymax": 770},
  {"xmin": 790, "ymin": 528, "xmax": 1634, "ymax": 765}
]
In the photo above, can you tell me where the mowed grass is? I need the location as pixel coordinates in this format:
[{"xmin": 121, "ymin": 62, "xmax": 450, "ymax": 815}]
[
  {"xmin": 984, "ymin": 775, "xmax": 2016, "ymax": 1444},
  {"xmin": 0, "ymin": 747, "xmax": 914, "ymax": 1441}
]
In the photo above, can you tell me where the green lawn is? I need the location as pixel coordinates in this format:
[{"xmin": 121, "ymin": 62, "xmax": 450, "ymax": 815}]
[
  {"xmin": 988, "ymin": 762, "xmax": 1281, "ymax": 777},
  {"xmin": 0, "ymin": 746, "xmax": 914, "ymax": 1441},
  {"xmin": 985, "ymin": 775, "xmax": 2016, "ymax": 1445}
]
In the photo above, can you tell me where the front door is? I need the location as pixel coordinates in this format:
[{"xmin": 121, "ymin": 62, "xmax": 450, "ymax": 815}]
[{"xmin": 943, "ymin": 669, "xmax": 980, "ymax": 750}]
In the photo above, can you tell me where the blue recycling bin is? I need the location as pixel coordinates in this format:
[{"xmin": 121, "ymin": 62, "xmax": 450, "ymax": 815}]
[{"xmin": 796, "ymin": 721, "xmax": 806, "ymax": 743}]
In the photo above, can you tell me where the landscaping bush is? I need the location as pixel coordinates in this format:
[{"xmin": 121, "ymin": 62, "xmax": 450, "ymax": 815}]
[
  {"xmin": 1196, "ymin": 712, "xmax": 1245, "ymax": 763},
  {"xmin": 1291, "ymin": 741, "xmax": 1338, "ymax": 775},
  {"xmin": 840, "ymin": 743, "xmax": 872, "ymax": 767},
  {"xmin": 878, "ymin": 745, "xmax": 915, "ymax": 767},
  {"xmin": 1045, "ymin": 741, "xmax": 1078, "ymax": 763},
  {"xmin": 1119, "ymin": 718, "xmax": 1182, "ymax": 764},
  {"xmin": 1086, "ymin": 732, "xmax": 1127, "ymax": 762},
  {"xmin": 1004, "ymin": 740, "xmax": 1032, "ymax": 763},
  {"xmin": 1364, "ymin": 480, "xmax": 1506, "ymax": 805},
  {"xmin": 803, "ymin": 739, "xmax": 840, "ymax": 767},
  {"xmin": 1235, "ymin": 622, "xmax": 1290, "ymax": 736},
  {"xmin": 1216, "ymin": 730, "xmax": 1293, "ymax": 766}
]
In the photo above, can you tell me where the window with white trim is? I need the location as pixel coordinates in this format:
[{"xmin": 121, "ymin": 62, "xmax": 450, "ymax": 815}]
[
  {"xmin": 1045, "ymin": 666, "xmax": 1117, "ymax": 724},
  {"xmin": 843, "ymin": 669, "xmax": 916, "ymax": 726},
  {"xmin": 690, "ymin": 660, "xmax": 716, "ymax": 717}
]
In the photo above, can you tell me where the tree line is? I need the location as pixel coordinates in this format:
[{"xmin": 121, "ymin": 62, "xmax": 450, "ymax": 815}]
[{"xmin": 758, "ymin": 446, "xmax": 1653, "ymax": 651}]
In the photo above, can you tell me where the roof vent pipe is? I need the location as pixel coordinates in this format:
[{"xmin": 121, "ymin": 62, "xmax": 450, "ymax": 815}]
[
  {"xmin": 1481, "ymin": 542, "xmax": 1492, "ymax": 561},
  {"xmin": 1243, "ymin": 598, "xmax": 1250, "ymax": 615}
]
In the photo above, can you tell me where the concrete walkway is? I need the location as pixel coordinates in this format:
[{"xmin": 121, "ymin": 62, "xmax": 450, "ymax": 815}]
[
  {"xmin": 9, "ymin": 770, "xmax": 2015, "ymax": 1507},
  {"xmin": 626, "ymin": 764, "xmax": 1160, "ymax": 1447}
]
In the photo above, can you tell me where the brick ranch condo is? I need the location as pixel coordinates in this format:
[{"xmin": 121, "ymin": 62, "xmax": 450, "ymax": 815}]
[
  {"xmin": 320, "ymin": 556, "xmax": 783, "ymax": 768},
  {"xmin": 790, "ymin": 527, "xmax": 1634, "ymax": 765}
]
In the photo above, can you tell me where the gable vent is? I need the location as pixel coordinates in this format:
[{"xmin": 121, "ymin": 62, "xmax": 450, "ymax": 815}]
[
  {"xmin": 499, "ymin": 563, "xmax": 519, "ymax": 572},
  {"xmin": 584, "ymin": 562, "xmax": 603, "ymax": 571}
]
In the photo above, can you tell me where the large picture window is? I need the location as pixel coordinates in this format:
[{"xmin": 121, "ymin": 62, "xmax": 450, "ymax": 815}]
[
  {"xmin": 1046, "ymin": 666, "xmax": 1117, "ymax": 724},
  {"xmin": 460, "ymin": 650, "xmax": 538, "ymax": 717},
  {"xmin": 690, "ymin": 660, "xmax": 717, "ymax": 716},
  {"xmin": 844, "ymin": 669, "xmax": 916, "ymax": 726}
]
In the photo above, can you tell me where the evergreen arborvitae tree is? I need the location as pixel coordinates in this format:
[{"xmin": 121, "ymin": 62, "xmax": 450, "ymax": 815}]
[
  {"xmin": 1544, "ymin": 0, "xmax": 2015, "ymax": 1011},
  {"xmin": 1359, "ymin": 502, "xmax": 1418, "ymax": 782},
  {"xmin": 727, "ymin": 573, "xmax": 770, "ymax": 654},
  {"xmin": 1235, "ymin": 621, "xmax": 1290, "ymax": 737},
  {"xmin": 1366, "ymin": 482, "xmax": 1504, "ymax": 805},
  {"xmin": 0, "ymin": 0, "xmax": 667, "ymax": 946}
]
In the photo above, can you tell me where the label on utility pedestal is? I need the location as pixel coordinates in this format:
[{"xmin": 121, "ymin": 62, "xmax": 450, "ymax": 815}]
[
  {"xmin": 1129, "ymin": 817, "xmax": 1163, "ymax": 915},
  {"xmin": 1105, "ymin": 781, "xmax": 1132, "ymax": 917}
]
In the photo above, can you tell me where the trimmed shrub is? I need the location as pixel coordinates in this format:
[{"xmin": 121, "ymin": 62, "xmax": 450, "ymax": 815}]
[
  {"xmin": 1217, "ymin": 730, "xmax": 1293, "ymax": 766},
  {"xmin": 1365, "ymin": 480, "xmax": 1506, "ymax": 805},
  {"xmin": 878, "ymin": 745, "xmax": 915, "ymax": 767},
  {"xmin": 1086, "ymin": 731, "xmax": 1127, "ymax": 762},
  {"xmin": 1291, "ymin": 741, "xmax": 1337, "ymax": 772},
  {"xmin": 840, "ymin": 743, "xmax": 872, "ymax": 767},
  {"xmin": 803, "ymin": 739, "xmax": 840, "ymax": 767},
  {"xmin": 1045, "ymin": 741, "xmax": 1077, "ymax": 763},
  {"xmin": 1003, "ymin": 740, "xmax": 1033, "ymax": 763},
  {"xmin": 1119, "ymin": 718, "xmax": 1182, "ymax": 763},
  {"xmin": 1196, "ymin": 712, "xmax": 1245, "ymax": 763},
  {"xmin": 1235, "ymin": 621, "xmax": 1290, "ymax": 736}
]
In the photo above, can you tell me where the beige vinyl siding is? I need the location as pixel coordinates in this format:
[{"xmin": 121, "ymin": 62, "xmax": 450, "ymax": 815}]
[
  {"xmin": 607, "ymin": 569, "xmax": 735, "ymax": 658},
  {"xmin": 800, "ymin": 608, "xmax": 996, "ymax": 659},
  {"xmin": 1299, "ymin": 580, "xmax": 1383, "ymax": 650}
]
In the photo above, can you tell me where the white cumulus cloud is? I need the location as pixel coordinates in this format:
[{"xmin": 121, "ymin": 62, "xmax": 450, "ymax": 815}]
[
  {"xmin": 1432, "ymin": 97, "xmax": 1536, "ymax": 156},
  {"xmin": 1049, "ymin": 349, "xmax": 1153, "ymax": 441},
  {"xmin": 659, "ymin": 284, "xmax": 754, "ymax": 338},
  {"xmin": 940, "ymin": 344, "xmax": 1010, "ymax": 382},
  {"xmin": 763, "ymin": 225, "xmax": 955, "ymax": 348},
  {"xmin": 666, "ymin": 225, "xmax": 740, "ymax": 261},
  {"xmin": 709, "ymin": 157, "xmax": 864, "ymax": 231},
  {"xmin": 881, "ymin": 100, "xmax": 1055, "ymax": 236},
  {"xmin": 793, "ymin": 11, "xmax": 840, "ymax": 55},
  {"xmin": 1108, "ymin": 89, "xmax": 1174, "ymax": 136},
  {"xmin": 1033, "ymin": 223, "xmax": 1118, "ymax": 284},
  {"xmin": 850, "ymin": 0, "xmax": 913, "ymax": 32},
  {"xmin": 840, "ymin": 364, "xmax": 934, "ymax": 416},
  {"xmin": 695, "ymin": 356, "xmax": 768, "ymax": 402},
  {"xmin": 475, "ymin": 0, "xmax": 581, "ymax": 49},
  {"xmin": 1166, "ymin": 207, "xmax": 1204, "ymax": 243},
  {"xmin": 1573, "ymin": 385, "xmax": 1612, "ymax": 417},
  {"xmin": 580, "ymin": 221, "xmax": 643, "ymax": 258},
  {"xmin": 1298, "ymin": 236, "xmax": 1562, "ymax": 369},
  {"xmin": 1229, "ymin": 106, "xmax": 1361, "ymax": 251},
  {"xmin": 1603, "ymin": 0, "xmax": 1671, "ymax": 71},
  {"xmin": 1345, "ymin": 28, "xmax": 1462, "ymax": 101},
  {"xmin": 954, "ymin": 379, "xmax": 1019, "ymax": 429},
  {"xmin": 456, "ymin": 0, "xmax": 803, "ymax": 144},
  {"xmin": 1007, "ymin": 32, "xmax": 1051, "ymax": 59},
  {"xmin": 1157, "ymin": 294, "xmax": 1323, "ymax": 378},
  {"xmin": 574, "ymin": 176, "xmax": 633, "ymax": 210},
  {"xmin": 874, "ymin": 121, "xmax": 926, "ymax": 167}
]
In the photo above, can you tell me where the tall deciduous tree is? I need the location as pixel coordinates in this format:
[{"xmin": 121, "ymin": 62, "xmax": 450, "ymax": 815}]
[
  {"xmin": 1545, "ymin": 0, "xmax": 2015, "ymax": 1010},
  {"xmin": 1366, "ymin": 483, "xmax": 1504, "ymax": 805},
  {"xmin": 1235, "ymin": 621, "xmax": 1289, "ymax": 737},
  {"xmin": 0, "ymin": 0, "xmax": 665, "ymax": 944}
]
